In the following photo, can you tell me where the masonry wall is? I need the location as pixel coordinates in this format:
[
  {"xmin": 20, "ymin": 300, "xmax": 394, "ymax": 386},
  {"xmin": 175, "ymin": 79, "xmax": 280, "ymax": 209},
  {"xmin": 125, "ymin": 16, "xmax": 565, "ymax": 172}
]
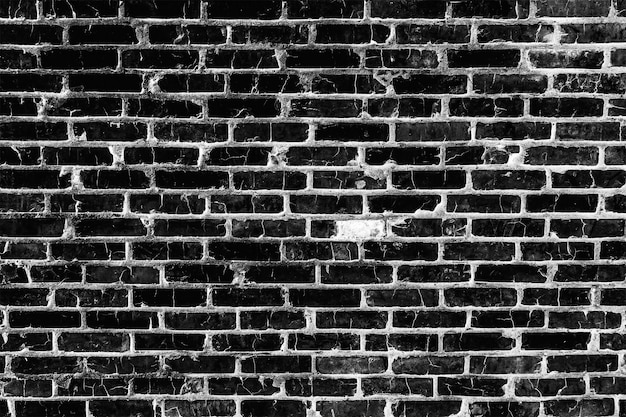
[{"xmin": 0, "ymin": 0, "xmax": 625, "ymax": 416}]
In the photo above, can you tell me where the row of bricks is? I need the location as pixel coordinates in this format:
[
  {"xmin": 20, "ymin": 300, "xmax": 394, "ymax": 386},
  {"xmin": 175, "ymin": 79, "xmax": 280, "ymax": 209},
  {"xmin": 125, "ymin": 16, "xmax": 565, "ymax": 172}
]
[
  {"xmin": 3, "ymin": 376, "xmax": 626, "ymax": 401},
  {"xmin": 0, "ymin": 0, "xmax": 615, "ymax": 20},
  {"xmin": 8, "ymin": 400, "xmax": 626, "ymax": 417},
  {"xmin": 0, "ymin": 290, "xmax": 621, "ymax": 304},
  {"xmin": 2, "ymin": 327, "xmax": 626, "ymax": 350},
  {"xmin": 2, "ymin": 307, "xmax": 626, "ymax": 328},
  {"xmin": 4, "ymin": 240, "xmax": 626, "ymax": 260},
  {"xmin": 8, "ymin": 96, "xmax": 626, "ymax": 118},
  {"xmin": 5, "ymin": 399, "xmax": 626, "ymax": 417},
  {"xmin": 7, "ymin": 23, "xmax": 626, "ymax": 46},
  {"xmin": 9, "ymin": 73, "xmax": 626, "ymax": 95},
  {"xmin": 4, "ymin": 216, "xmax": 626, "ymax": 239},
  {"xmin": 1, "ymin": 168, "xmax": 626, "ymax": 190},
  {"xmin": 1, "ymin": 376, "xmax": 626, "ymax": 399},
  {"xmin": 0, "ymin": 285, "xmax": 625, "ymax": 305},
  {"xmin": 0, "ymin": 399, "xmax": 619, "ymax": 417},
  {"xmin": 0, "ymin": 352, "xmax": 622, "ymax": 375},
  {"xmin": 9, "ymin": 236, "xmax": 626, "ymax": 259},
  {"xmin": 1, "ymin": 48, "xmax": 625, "ymax": 70},
  {"xmin": 0, "ymin": 120, "xmax": 618, "ymax": 142},
  {"xmin": 3, "ymin": 216, "xmax": 626, "ymax": 237},
  {"xmin": 2, "ymin": 262, "xmax": 623, "ymax": 284},
  {"xmin": 0, "ymin": 351, "xmax": 624, "ymax": 374},
  {"xmin": 0, "ymin": 192, "xmax": 620, "ymax": 214},
  {"xmin": 0, "ymin": 145, "xmax": 624, "ymax": 166},
  {"xmin": 0, "ymin": 240, "xmax": 626, "ymax": 262},
  {"xmin": 0, "ymin": 308, "xmax": 625, "ymax": 326},
  {"xmin": 0, "ymin": 285, "xmax": 618, "ymax": 307}
]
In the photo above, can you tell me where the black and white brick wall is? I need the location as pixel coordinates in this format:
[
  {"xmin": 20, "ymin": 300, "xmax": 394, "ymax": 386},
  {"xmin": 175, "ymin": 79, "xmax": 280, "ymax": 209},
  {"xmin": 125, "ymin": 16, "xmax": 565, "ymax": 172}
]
[{"xmin": 0, "ymin": 0, "xmax": 625, "ymax": 416}]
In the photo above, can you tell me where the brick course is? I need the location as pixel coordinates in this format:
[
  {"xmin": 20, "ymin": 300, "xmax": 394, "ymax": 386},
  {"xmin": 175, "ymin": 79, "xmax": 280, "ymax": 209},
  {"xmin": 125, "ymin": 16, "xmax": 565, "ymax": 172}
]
[{"xmin": 0, "ymin": 0, "xmax": 625, "ymax": 416}]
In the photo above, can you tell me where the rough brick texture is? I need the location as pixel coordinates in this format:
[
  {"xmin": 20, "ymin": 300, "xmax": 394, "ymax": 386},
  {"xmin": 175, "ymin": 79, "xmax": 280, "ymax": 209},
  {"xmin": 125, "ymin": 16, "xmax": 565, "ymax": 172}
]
[{"xmin": 1, "ymin": 0, "xmax": 626, "ymax": 416}]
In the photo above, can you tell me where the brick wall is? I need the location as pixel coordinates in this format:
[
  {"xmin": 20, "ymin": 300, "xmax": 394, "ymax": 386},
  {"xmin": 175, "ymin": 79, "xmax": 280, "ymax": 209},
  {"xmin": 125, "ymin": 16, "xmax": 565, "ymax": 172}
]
[{"xmin": 0, "ymin": 0, "xmax": 625, "ymax": 416}]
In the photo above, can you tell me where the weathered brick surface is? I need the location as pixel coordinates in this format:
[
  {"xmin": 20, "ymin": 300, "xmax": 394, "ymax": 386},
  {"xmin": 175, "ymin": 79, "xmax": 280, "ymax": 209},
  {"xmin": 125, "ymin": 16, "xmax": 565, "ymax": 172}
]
[{"xmin": 0, "ymin": 0, "xmax": 625, "ymax": 416}]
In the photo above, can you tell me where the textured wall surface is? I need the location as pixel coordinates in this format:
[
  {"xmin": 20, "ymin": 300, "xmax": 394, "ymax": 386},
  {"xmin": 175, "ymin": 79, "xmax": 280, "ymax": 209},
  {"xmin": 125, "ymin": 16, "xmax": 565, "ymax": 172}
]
[{"xmin": 0, "ymin": 0, "xmax": 625, "ymax": 416}]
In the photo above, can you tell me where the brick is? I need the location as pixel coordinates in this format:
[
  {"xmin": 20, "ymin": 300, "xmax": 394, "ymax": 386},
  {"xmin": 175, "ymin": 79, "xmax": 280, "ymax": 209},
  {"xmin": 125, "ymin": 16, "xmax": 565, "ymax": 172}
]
[
  {"xmin": 366, "ymin": 49, "xmax": 439, "ymax": 68},
  {"xmin": 316, "ymin": 357, "xmax": 387, "ymax": 374},
  {"xmin": 69, "ymin": 25, "xmax": 136, "ymax": 44},
  {"xmin": 208, "ymin": 0, "xmax": 281, "ymax": 18},
  {"xmin": 531, "ymin": 50, "xmax": 604, "ymax": 68},
  {"xmin": 0, "ymin": 24, "xmax": 62, "ymax": 44},
  {"xmin": 233, "ymin": 25, "xmax": 307, "ymax": 45},
  {"xmin": 0, "ymin": 51, "xmax": 37, "ymax": 69},
  {"xmin": 536, "ymin": 0, "xmax": 611, "ymax": 16},
  {"xmin": 473, "ymin": 74, "xmax": 547, "ymax": 93},
  {"xmin": 125, "ymin": 0, "xmax": 199, "ymax": 17},
  {"xmin": 470, "ymin": 356, "xmax": 541, "ymax": 374},
  {"xmin": 397, "ymin": 25, "xmax": 470, "ymax": 44},
  {"xmin": 286, "ymin": 50, "xmax": 360, "ymax": 68},
  {"xmin": 448, "ymin": 50, "xmax": 520, "ymax": 67},
  {"xmin": 561, "ymin": 24, "xmax": 626, "ymax": 43},
  {"xmin": 41, "ymin": 49, "xmax": 118, "ymax": 69},
  {"xmin": 122, "ymin": 50, "xmax": 199, "ymax": 69},
  {"xmin": 371, "ymin": 0, "xmax": 445, "ymax": 18},
  {"xmin": 530, "ymin": 98, "xmax": 603, "ymax": 117},
  {"xmin": 1, "ymin": 0, "xmax": 37, "ymax": 18},
  {"xmin": 453, "ymin": 0, "xmax": 528, "ymax": 17},
  {"xmin": 43, "ymin": 0, "xmax": 117, "ymax": 17},
  {"xmin": 478, "ymin": 24, "xmax": 552, "ymax": 42},
  {"xmin": 316, "ymin": 24, "xmax": 390, "ymax": 44},
  {"xmin": 288, "ymin": 0, "xmax": 363, "ymax": 18}
]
